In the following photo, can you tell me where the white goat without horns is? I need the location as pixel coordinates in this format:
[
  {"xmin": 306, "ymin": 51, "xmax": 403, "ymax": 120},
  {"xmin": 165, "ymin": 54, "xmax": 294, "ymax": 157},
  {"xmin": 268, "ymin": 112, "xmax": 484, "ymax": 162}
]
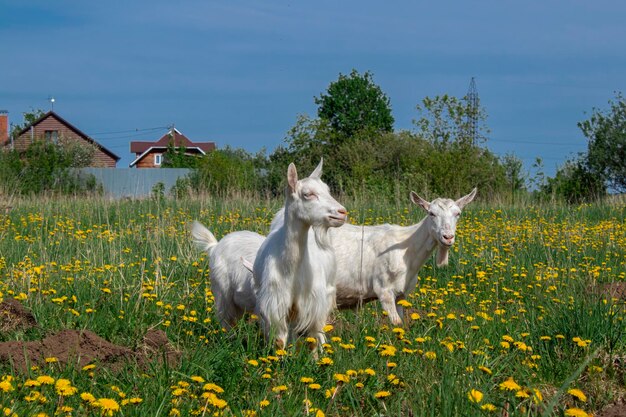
[
  {"xmin": 253, "ymin": 159, "xmax": 347, "ymax": 349},
  {"xmin": 256, "ymin": 188, "xmax": 477, "ymax": 325},
  {"xmin": 190, "ymin": 222, "xmax": 263, "ymax": 328}
]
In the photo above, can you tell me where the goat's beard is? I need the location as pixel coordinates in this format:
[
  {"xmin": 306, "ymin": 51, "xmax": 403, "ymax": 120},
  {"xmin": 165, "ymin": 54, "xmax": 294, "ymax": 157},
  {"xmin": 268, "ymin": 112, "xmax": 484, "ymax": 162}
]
[
  {"xmin": 436, "ymin": 244, "xmax": 449, "ymax": 267},
  {"xmin": 312, "ymin": 225, "xmax": 332, "ymax": 250}
]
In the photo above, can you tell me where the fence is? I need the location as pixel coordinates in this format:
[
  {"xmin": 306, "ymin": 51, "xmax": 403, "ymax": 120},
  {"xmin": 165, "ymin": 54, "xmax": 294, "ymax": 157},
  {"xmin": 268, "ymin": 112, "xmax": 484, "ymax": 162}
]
[{"xmin": 78, "ymin": 168, "xmax": 192, "ymax": 199}]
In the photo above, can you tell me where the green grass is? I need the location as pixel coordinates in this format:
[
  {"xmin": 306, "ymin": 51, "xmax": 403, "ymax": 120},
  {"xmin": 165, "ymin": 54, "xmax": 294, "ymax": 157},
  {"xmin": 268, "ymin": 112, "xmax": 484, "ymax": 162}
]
[{"xmin": 0, "ymin": 195, "xmax": 624, "ymax": 416}]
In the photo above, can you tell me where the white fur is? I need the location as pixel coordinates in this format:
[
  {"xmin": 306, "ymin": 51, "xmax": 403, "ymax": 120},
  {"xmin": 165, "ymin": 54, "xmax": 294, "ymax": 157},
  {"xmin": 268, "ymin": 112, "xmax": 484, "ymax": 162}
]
[
  {"xmin": 268, "ymin": 188, "xmax": 477, "ymax": 325},
  {"xmin": 191, "ymin": 221, "xmax": 264, "ymax": 328},
  {"xmin": 253, "ymin": 159, "xmax": 346, "ymax": 349}
]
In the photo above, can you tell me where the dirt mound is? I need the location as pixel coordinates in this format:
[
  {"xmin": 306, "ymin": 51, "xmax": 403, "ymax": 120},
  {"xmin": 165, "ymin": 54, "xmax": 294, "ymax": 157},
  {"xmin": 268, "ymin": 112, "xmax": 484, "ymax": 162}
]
[
  {"xmin": 598, "ymin": 282, "xmax": 626, "ymax": 300},
  {"xmin": 597, "ymin": 399, "xmax": 626, "ymax": 417},
  {"xmin": 0, "ymin": 298, "xmax": 37, "ymax": 332},
  {"xmin": 0, "ymin": 300, "xmax": 180, "ymax": 373}
]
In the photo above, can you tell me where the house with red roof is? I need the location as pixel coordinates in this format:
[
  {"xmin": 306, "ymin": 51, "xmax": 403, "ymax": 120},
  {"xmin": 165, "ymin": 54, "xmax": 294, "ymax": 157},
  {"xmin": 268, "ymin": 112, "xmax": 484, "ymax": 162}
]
[
  {"xmin": 129, "ymin": 128, "xmax": 215, "ymax": 168},
  {"xmin": 10, "ymin": 111, "xmax": 120, "ymax": 167}
]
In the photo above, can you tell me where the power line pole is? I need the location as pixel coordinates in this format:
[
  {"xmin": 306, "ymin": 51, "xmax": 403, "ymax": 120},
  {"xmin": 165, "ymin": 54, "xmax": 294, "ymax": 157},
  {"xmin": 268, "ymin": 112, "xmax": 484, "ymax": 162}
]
[{"xmin": 466, "ymin": 77, "xmax": 479, "ymax": 146}]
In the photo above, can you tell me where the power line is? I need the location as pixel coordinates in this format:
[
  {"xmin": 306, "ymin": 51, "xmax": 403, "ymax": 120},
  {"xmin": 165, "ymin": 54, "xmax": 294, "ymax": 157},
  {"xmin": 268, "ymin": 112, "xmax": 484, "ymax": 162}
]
[
  {"xmin": 488, "ymin": 137, "xmax": 586, "ymax": 147},
  {"xmin": 88, "ymin": 126, "xmax": 168, "ymax": 137}
]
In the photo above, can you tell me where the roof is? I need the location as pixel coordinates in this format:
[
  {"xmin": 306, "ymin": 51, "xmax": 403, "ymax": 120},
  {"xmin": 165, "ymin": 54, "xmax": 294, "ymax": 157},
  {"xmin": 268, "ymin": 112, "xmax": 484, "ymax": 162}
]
[
  {"xmin": 16, "ymin": 111, "xmax": 120, "ymax": 162},
  {"xmin": 129, "ymin": 129, "xmax": 216, "ymax": 167}
]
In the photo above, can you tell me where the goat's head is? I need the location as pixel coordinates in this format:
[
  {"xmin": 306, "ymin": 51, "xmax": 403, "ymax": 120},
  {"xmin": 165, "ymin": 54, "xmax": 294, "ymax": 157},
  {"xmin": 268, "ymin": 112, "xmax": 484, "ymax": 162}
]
[
  {"xmin": 410, "ymin": 188, "xmax": 477, "ymax": 266},
  {"xmin": 285, "ymin": 158, "xmax": 347, "ymax": 228}
]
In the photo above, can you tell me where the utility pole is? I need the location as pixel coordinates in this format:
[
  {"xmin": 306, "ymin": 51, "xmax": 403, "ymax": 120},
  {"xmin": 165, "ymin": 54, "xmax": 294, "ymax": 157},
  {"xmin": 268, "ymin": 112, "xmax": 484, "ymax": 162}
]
[{"xmin": 466, "ymin": 77, "xmax": 479, "ymax": 146}]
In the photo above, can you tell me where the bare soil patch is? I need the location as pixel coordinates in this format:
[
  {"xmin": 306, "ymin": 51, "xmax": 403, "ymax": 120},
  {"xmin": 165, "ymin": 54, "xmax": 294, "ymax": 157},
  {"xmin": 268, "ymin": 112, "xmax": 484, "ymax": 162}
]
[
  {"xmin": 596, "ymin": 399, "xmax": 626, "ymax": 417},
  {"xmin": 0, "ymin": 300, "xmax": 180, "ymax": 373},
  {"xmin": 597, "ymin": 282, "xmax": 626, "ymax": 300}
]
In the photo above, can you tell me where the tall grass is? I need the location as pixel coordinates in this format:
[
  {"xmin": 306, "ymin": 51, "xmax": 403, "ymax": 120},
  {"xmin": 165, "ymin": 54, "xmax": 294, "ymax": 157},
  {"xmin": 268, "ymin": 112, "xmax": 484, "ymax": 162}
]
[{"xmin": 0, "ymin": 195, "xmax": 624, "ymax": 416}]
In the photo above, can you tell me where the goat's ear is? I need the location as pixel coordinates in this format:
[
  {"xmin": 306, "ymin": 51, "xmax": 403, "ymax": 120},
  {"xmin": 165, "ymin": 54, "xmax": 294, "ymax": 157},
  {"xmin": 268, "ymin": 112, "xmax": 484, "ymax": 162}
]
[
  {"xmin": 410, "ymin": 191, "xmax": 430, "ymax": 212},
  {"xmin": 456, "ymin": 187, "xmax": 477, "ymax": 209},
  {"xmin": 287, "ymin": 163, "xmax": 298, "ymax": 192},
  {"xmin": 309, "ymin": 157, "xmax": 323, "ymax": 179}
]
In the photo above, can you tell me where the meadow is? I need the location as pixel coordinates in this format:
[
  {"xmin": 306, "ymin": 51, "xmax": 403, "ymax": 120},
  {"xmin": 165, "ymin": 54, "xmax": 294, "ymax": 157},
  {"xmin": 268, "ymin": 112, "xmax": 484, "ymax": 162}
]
[{"xmin": 0, "ymin": 195, "xmax": 624, "ymax": 417}]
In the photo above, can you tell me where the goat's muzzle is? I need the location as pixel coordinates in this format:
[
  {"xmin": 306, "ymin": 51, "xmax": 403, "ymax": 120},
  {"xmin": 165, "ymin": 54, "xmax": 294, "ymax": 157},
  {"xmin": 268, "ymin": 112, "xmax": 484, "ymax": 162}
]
[{"xmin": 328, "ymin": 208, "xmax": 348, "ymax": 227}]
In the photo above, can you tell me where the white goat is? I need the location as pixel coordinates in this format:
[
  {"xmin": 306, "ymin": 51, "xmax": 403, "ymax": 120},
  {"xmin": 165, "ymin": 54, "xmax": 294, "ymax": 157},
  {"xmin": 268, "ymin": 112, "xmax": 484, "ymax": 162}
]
[
  {"xmin": 264, "ymin": 188, "xmax": 477, "ymax": 324},
  {"xmin": 191, "ymin": 222, "xmax": 263, "ymax": 328},
  {"xmin": 253, "ymin": 159, "xmax": 347, "ymax": 349}
]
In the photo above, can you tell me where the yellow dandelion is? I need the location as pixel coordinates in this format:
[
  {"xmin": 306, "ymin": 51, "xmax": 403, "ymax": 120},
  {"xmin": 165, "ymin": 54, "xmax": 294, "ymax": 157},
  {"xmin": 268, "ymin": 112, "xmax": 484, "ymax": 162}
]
[
  {"xmin": 37, "ymin": 375, "xmax": 55, "ymax": 385},
  {"xmin": 467, "ymin": 389, "xmax": 483, "ymax": 403},
  {"xmin": 374, "ymin": 391, "xmax": 392, "ymax": 399},
  {"xmin": 564, "ymin": 408, "xmax": 590, "ymax": 417},
  {"xmin": 478, "ymin": 366, "xmax": 492, "ymax": 375},
  {"xmin": 424, "ymin": 351, "xmax": 437, "ymax": 360},
  {"xmin": 568, "ymin": 388, "xmax": 587, "ymax": 402},
  {"xmin": 81, "ymin": 392, "xmax": 97, "ymax": 403},
  {"xmin": 202, "ymin": 383, "xmax": 224, "ymax": 393},
  {"xmin": 334, "ymin": 373, "xmax": 349, "ymax": 383},
  {"xmin": 481, "ymin": 403, "xmax": 497, "ymax": 412},
  {"xmin": 93, "ymin": 398, "xmax": 120, "ymax": 416},
  {"xmin": 300, "ymin": 377, "xmax": 314, "ymax": 383},
  {"xmin": 0, "ymin": 380, "xmax": 13, "ymax": 393},
  {"xmin": 499, "ymin": 377, "xmax": 521, "ymax": 391},
  {"xmin": 317, "ymin": 357, "xmax": 334, "ymax": 366}
]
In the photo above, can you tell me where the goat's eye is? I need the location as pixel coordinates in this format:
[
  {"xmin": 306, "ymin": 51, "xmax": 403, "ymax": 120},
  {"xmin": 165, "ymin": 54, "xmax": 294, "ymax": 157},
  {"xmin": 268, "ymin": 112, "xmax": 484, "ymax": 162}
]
[
  {"xmin": 428, "ymin": 212, "xmax": 435, "ymax": 217},
  {"xmin": 303, "ymin": 192, "xmax": 316, "ymax": 200}
]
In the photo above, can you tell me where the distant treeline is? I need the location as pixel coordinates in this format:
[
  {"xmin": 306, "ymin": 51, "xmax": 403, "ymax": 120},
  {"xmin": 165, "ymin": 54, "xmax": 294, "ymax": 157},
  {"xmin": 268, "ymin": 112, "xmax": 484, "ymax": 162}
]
[{"xmin": 2, "ymin": 71, "xmax": 623, "ymax": 203}]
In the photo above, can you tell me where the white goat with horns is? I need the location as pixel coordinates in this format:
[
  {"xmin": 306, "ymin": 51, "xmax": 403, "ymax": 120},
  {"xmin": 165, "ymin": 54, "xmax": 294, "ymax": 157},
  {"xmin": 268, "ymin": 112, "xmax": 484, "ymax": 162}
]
[
  {"xmin": 253, "ymin": 159, "xmax": 347, "ymax": 349},
  {"xmin": 327, "ymin": 188, "xmax": 476, "ymax": 324},
  {"xmin": 248, "ymin": 188, "xmax": 477, "ymax": 325}
]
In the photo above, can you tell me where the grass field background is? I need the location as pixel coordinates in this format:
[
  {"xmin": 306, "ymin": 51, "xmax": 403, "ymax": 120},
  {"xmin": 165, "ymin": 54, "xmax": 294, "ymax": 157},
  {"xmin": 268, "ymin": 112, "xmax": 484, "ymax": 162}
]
[{"xmin": 0, "ymin": 195, "xmax": 624, "ymax": 416}]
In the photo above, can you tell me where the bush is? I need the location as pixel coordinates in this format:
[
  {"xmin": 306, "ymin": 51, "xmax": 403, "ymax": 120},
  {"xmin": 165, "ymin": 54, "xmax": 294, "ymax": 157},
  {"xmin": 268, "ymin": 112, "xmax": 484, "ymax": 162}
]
[
  {"xmin": 0, "ymin": 138, "xmax": 100, "ymax": 196},
  {"xmin": 191, "ymin": 147, "xmax": 261, "ymax": 196}
]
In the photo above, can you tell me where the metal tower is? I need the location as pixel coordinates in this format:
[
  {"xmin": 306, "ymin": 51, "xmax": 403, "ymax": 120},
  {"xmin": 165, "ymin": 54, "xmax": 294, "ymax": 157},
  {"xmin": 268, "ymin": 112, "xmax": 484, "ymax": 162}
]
[{"xmin": 466, "ymin": 77, "xmax": 479, "ymax": 145}]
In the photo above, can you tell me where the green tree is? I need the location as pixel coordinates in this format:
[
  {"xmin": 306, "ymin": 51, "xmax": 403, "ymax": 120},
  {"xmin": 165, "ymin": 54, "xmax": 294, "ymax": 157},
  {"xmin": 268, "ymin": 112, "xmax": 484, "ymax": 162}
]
[
  {"xmin": 501, "ymin": 153, "xmax": 527, "ymax": 199},
  {"xmin": 161, "ymin": 141, "xmax": 199, "ymax": 168},
  {"xmin": 315, "ymin": 69, "xmax": 394, "ymax": 139},
  {"xmin": 192, "ymin": 147, "xmax": 258, "ymax": 195},
  {"xmin": 10, "ymin": 108, "xmax": 46, "ymax": 138},
  {"xmin": 541, "ymin": 157, "xmax": 606, "ymax": 203},
  {"xmin": 578, "ymin": 92, "xmax": 626, "ymax": 192},
  {"xmin": 411, "ymin": 94, "xmax": 506, "ymax": 199},
  {"xmin": 0, "ymin": 138, "xmax": 97, "ymax": 195},
  {"xmin": 413, "ymin": 94, "xmax": 489, "ymax": 147}
]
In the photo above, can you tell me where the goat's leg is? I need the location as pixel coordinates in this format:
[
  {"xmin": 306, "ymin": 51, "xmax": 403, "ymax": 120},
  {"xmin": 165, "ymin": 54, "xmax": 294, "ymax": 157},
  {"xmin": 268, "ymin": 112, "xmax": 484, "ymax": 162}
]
[{"xmin": 378, "ymin": 288, "xmax": 402, "ymax": 325}]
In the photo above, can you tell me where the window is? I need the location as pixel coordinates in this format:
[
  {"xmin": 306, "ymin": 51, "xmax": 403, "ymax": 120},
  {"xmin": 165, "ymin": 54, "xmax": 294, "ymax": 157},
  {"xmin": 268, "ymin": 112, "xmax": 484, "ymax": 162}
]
[
  {"xmin": 154, "ymin": 154, "xmax": 163, "ymax": 166},
  {"xmin": 44, "ymin": 130, "xmax": 59, "ymax": 143}
]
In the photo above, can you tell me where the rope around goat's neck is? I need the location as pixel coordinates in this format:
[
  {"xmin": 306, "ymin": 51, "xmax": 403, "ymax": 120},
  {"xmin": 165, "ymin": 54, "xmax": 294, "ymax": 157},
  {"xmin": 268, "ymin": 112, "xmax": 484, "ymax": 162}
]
[{"xmin": 358, "ymin": 224, "xmax": 365, "ymax": 309}]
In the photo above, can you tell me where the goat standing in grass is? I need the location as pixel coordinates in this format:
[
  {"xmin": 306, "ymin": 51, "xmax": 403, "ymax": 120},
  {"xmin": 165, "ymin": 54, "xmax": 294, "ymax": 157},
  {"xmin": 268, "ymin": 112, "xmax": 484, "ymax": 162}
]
[
  {"xmin": 265, "ymin": 188, "xmax": 477, "ymax": 324},
  {"xmin": 253, "ymin": 159, "xmax": 347, "ymax": 349},
  {"xmin": 331, "ymin": 188, "xmax": 476, "ymax": 324},
  {"xmin": 190, "ymin": 223, "xmax": 263, "ymax": 329}
]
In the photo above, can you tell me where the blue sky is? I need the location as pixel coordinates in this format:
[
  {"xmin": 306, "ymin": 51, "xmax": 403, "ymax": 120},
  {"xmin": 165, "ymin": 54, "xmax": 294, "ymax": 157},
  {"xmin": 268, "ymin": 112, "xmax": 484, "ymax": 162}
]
[{"xmin": 1, "ymin": 1, "xmax": 624, "ymax": 176}]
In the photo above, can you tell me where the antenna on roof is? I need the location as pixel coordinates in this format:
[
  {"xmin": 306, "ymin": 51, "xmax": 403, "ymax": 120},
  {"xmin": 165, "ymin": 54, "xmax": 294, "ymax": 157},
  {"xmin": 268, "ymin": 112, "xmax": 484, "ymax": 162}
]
[{"xmin": 48, "ymin": 96, "xmax": 55, "ymax": 111}]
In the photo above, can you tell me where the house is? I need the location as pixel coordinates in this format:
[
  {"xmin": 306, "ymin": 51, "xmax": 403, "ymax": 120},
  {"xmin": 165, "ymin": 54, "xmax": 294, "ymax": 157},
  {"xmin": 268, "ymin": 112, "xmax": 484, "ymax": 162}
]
[
  {"xmin": 0, "ymin": 111, "xmax": 8, "ymax": 146},
  {"xmin": 11, "ymin": 111, "xmax": 120, "ymax": 167},
  {"xmin": 129, "ymin": 128, "xmax": 215, "ymax": 168}
]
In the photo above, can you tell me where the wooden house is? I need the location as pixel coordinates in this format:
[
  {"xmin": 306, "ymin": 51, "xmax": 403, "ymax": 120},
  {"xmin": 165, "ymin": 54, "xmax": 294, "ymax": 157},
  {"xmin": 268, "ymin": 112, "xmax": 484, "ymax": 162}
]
[
  {"xmin": 12, "ymin": 111, "xmax": 120, "ymax": 167},
  {"xmin": 129, "ymin": 129, "xmax": 215, "ymax": 168}
]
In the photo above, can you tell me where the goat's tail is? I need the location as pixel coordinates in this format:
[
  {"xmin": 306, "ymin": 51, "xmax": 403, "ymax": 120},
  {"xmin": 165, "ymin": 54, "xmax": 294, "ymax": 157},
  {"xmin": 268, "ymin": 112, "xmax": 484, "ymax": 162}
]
[{"xmin": 191, "ymin": 221, "xmax": 218, "ymax": 254}]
